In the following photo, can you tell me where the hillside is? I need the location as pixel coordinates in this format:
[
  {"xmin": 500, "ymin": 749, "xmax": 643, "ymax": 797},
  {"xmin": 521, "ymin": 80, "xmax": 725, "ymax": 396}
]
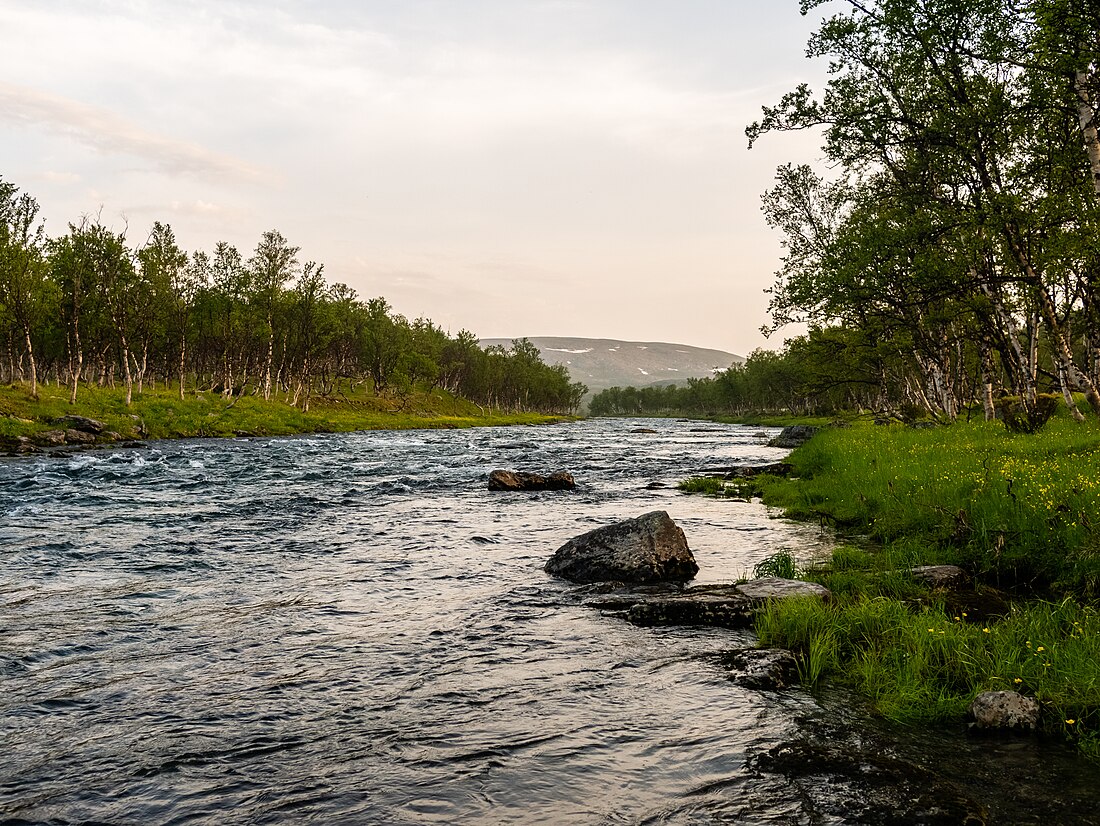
[{"xmin": 479, "ymin": 337, "xmax": 743, "ymax": 394}]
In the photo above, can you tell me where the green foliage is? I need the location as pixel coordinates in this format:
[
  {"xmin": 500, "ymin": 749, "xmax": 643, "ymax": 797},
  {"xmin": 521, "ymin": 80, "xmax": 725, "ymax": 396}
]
[
  {"xmin": 756, "ymin": 594, "xmax": 1100, "ymax": 755},
  {"xmin": 0, "ymin": 174, "xmax": 587, "ymax": 417},
  {"xmin": 745, "ymin": 0, "xmax": 1100, "ymax": 423},
  {"xmin": 760, "ymin": 419, "xmax": 1100, "ymax": 597},
  {"xmin": 997, "ymin": 394, "xmax": 1061, "ymax": 433},
  {"xmin": 753, "ymin": 550, "xmax": 799, "ymax": 580}
]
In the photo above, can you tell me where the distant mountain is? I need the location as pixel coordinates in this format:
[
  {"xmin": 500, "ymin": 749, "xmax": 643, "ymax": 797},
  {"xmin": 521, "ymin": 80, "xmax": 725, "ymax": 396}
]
[{"xmin": 479, "ymin": 337, "xmax": 743, "ymax": 394}]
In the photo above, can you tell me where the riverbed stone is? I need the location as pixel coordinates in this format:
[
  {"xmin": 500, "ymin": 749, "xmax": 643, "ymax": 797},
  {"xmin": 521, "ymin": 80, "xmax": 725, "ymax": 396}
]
[
  {"xmin": 720, "ymin": 648, "xmax": 799, "ymax": 690},
  {"xmin": 32, "ymin": 429, "xmax": 67, "ymax": 447},
  {"xmin": 968, "ymin": 691, "xmax": 1040, "ymax": 732},
  {"xmin": 767, "ymin": 425, "xmax": 819, "ymax": 449},
  {"xmin": 488, "ymin": 469, "xmax": 576, "ymax": 491},
  {"xmin": 56, "ymin": 414, "xmax": 105, "ymax": 434},
  {"xmin": 63, "ymin": 428, "xmax": 96, "ymax": 445},
  {"xmin": 546, "ymin": 510, "xmax": 697, "ymax": 584},
  {"xmin": 726, "ymin": 462, "xmax": 794, "ymax": 479},
  {"xmin": 752, "ymin": 740, "xmax": 988, "ymax": 824},
  {"xmin": 627, "ymin": 592, "xmax": 754, "ymax": 628},
  {"xmin": 911, "ymin": 564, "xmax": 968, "ymax": 589},
  {"xmin": 736, "ymin": 577, "xmax": 832, "ymax": 603}
]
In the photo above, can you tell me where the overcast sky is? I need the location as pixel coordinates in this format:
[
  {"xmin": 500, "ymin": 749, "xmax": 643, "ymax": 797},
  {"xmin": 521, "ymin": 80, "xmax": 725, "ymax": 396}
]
[{"xmin": 0, "ymin": 0, "xmax": 831, "ymax": 356}]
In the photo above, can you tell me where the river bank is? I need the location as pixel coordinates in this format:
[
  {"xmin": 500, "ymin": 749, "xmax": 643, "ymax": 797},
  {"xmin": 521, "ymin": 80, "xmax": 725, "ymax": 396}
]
[
  {"xmin": 0, "ymin": 383, "xmax": 568, "ymax": 452},
  {"xmin": 727, "ymin": 417, "xmax": 1100, "ymax": 758}
]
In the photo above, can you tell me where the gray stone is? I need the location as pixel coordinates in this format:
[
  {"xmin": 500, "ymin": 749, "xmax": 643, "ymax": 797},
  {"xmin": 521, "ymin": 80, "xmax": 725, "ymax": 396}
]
[
  {"xmin": 911, "ymin": 564, "xmax": 968, "ymax": 589},
  {"xmin": 736, "ymin": 577, "xmax": 831, "ymax": 603},
  {"xmin": 767, "ymin": 425, "xmax": 820, "ymax": 449},
  {"xmin": 631, "ymin": 427, "xmax": 658, "ymax": 434},
  {"xmin": 546, "ymin": 510, "xmax": 698, "ymax": 584},
  {"xmin": 488, "ymin": 469, "xmax": 576, "ymax": 491},
  {"xmin": 968, "ymin": 691, "xmax": 1040, "ymax": 731},
  {"xmin": 55, "ymin": 414, "xmax": 105, "ymax": 434},
  {"xmin": 63, "ymin": 428, "xmax": 96, "ymax": 445},
  {"xmin": 32, "ymin": 429, "xmax": 67, "ymax": 447}
]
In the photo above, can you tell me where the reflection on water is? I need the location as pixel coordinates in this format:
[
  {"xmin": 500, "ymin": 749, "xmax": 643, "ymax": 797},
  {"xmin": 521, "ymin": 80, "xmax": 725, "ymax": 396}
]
[{"xmin": 0, "ymin": 419, "xmax": 1095, "ymax": 824}]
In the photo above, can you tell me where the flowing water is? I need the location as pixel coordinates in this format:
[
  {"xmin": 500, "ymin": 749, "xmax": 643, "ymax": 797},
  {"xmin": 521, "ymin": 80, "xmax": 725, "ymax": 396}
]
[{"xmin": 0, "ymin": 418, "xmax": 1096, "ymax": 824}]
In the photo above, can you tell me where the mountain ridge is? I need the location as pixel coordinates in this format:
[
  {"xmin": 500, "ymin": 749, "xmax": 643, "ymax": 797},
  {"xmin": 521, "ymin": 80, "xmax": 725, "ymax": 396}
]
[{"xmin": 479, "ymin": 336, "xmax": 743, "ymax": 394}]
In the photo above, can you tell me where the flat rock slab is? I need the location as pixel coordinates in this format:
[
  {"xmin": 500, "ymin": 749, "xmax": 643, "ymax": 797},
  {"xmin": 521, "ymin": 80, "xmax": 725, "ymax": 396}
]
[
  {"xmin": 488, "ymin": 469, "xmax": 576, "ymax": 491},
  {"xmin": 736, "ymin": 577, "xmax": 832, "ymax": 602},
  {"xmin": 627, "ymin": 593, "xmax": 754, "ymax": 629},
  {"xmin": 546, "ymin": 510, "xmax": 698, "ymax": 584},
  {"xmin": 585, "ymin": 580, "xmax": 830, "ymax": 629},
  {"xmin": 968, "ymin": 691, "xmax": 1039, "ymax": 732}
]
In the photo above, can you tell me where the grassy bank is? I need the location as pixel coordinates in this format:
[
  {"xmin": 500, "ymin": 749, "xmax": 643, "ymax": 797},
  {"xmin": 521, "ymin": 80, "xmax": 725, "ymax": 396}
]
[
  {"xmin": 691, "ymin": 415, "xmax": 1100, "ymax": 755},
  {"xmin": 0, "ymin": 382, "xmax": 567, "ymax": 444}
]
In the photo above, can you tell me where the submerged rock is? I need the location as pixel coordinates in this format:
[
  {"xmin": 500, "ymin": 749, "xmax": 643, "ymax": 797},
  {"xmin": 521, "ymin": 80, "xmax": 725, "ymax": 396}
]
[
  {"xmin": 488, "ymin": 469, "xmax": 576, "ymax": 491},
  {"xmin": 585, "ymin": 580, "xmax": 831, "ymax": 629},
  {"xmin": 968, "ymin": 691, "xmax": 1040, "ymax": 732},
  {"xmin": 546, "ymin": 510, "xmax": 697, "ymax": 584},
  {"xmin": 720, "ymin": 648, "xmax": 799, "ymax": 690},
  {"xmin": 767, "ymin": 425, "xmax": 820, "ymax": 449},
  {"xmin": 752, "ymin": 740, "xmax": 988, "ymax": 825},
  {"xmin": 628, "ymin": 592, "xmax": 754, "ymax": 628}
]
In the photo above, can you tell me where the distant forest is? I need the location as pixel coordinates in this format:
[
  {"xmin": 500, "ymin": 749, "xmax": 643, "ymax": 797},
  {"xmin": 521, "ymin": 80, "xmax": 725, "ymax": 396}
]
[
  {"xmin": 598, "ymin": 1, "xmax": 1100, "ymax": 424},
  {"xmin": 0, "ymin": 178, "xmax": 586, "ymax": 414}
]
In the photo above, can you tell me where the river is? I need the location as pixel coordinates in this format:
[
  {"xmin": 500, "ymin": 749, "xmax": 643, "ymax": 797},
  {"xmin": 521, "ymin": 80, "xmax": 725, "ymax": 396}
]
[{"xmin": 1, "ymin": 418, "xmax": 1096, "ymax": 824}]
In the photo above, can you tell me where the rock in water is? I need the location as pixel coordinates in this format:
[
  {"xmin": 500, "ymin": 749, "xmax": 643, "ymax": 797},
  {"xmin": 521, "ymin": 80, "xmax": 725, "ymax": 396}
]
[
  {"xmin": 488, "ymin": 469, "xmax": 576, "ymax": 491},
  {"xmin": 767, "ymin": 425, "xmax": 819, "ymax": 449},
  {"xmin": 546, "ymin": 510, "xmax": 698, "ymax": 584},
  {"xmin": 968, "ymin": 691, "xmax": 1040, "ymax": 731}
]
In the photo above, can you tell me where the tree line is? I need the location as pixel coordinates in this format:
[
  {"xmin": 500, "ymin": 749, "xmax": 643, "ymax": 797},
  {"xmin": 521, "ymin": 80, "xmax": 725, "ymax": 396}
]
[
  {"xmin": 740, "ymin": 0, "xmax": 1100, "ymax": 425},
  {"xmin": 0, "ymin": 179, "xmax": 586, "ymax": 414}
]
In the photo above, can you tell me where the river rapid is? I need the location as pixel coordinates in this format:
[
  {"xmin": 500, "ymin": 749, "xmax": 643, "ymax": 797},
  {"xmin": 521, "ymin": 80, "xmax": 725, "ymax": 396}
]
[{"xmin": 1, "ymin": 418, "xmax": 1097, "ymax": 825}]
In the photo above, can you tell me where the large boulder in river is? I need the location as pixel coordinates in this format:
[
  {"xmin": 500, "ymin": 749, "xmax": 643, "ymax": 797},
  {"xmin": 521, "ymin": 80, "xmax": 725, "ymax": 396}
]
[
  {"xmin": 767, "ymin": 425, "xmax": 819, "ymax": 449},
  {"xmin": 546, "ymin": 510, "xmax": 698, "ymax": 584},
  {"xmin": 488, "ymin": 469, "xmax": 576, "ymax": 491}
]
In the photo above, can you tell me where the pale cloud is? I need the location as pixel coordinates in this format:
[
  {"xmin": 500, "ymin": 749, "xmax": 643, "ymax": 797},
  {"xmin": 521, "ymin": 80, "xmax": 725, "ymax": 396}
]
[
  {"xmin": 0, "ymin": 1, "xmax": 832, "ymax": 354},
  {"xmin": 0, "ymin": 83, "xmax": 268, "ymax": 183}
]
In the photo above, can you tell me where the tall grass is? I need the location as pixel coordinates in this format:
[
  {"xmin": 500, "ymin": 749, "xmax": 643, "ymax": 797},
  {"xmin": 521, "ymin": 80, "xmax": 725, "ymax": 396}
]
[
  {"xmin": 756, "ymin": 592, "xmax": 1100, "ymax": 754},
  {"xmin": 757, "ymin": 417, "xmax": 1100, "ymax": 597}
]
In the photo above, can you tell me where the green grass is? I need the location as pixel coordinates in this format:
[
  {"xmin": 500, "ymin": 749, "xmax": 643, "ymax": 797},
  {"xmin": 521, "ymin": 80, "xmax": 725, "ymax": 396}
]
[
  {"xmin": 740, "ymin": 413, "xmax": 1100, "ymax": 756},
  {"xmin": 677, "ymin": 475, "xmax": 761, "ymax": 500},
  {"xmin": 756, "ymin": 416, "xmax": 1100, "ymax": 596},
  {"xmin": 755, "ymin": 592, "xmax": 1100, "ymax": 756},
  {"xmin": 0, "ymin": 381, "xmax": 568, "ymax": 443}
]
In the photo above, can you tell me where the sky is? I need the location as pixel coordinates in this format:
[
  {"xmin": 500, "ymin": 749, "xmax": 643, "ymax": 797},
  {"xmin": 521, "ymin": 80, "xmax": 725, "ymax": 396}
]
[{"xmin": 0, "ymin": 0, "xmax": 832, "ymax": 357}]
